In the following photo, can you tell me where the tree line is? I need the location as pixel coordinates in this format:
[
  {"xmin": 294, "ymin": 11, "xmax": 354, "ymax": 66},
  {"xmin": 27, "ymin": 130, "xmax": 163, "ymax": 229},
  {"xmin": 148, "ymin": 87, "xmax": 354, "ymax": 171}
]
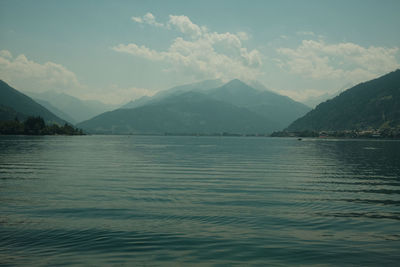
[{"xmin": 0, "ymin": 116, "xmax": 84, "ymax": 135}]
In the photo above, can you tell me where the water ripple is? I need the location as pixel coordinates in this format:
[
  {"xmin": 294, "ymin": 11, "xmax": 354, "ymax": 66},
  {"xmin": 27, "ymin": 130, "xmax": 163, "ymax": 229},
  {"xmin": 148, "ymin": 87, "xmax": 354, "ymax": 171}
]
[{"xmin": 1, "ymin": 136, "xmax": 400, "ymax": 266}]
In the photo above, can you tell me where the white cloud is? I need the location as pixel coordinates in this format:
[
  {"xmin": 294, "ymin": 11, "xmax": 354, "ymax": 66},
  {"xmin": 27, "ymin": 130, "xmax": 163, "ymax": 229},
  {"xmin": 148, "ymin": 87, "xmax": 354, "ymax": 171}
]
[
  {"xmin": 168, "ymin": 15, "xmax": 205, "ymax": 38},
  {"xmin": 131, "ymin": 12, "xmax": 164, "ymax": 27},
  {"xmin": 277, "ymin": 39, "xmax": 400, "ymax": 85},
  {"xmin": 114, "ymin": 14, "xmax": 262, "ymax": 81},
  {"xmin": 113, "ymin": 43, "xmax": 165, "ymax": 61},
  {"xmin": 132, "ymin": 16, "xmax": 142, "ymax": 23},
  {"xmin": 0, "ymin": 50, "xmax": 12, "ymax": 59},
  {"xmin": 0, "ymin": 50, "xmax": 154, "ymax": 105},
  {"xmin": 0, "ymin": 49, "xmax": 81, "ymax": 92}
]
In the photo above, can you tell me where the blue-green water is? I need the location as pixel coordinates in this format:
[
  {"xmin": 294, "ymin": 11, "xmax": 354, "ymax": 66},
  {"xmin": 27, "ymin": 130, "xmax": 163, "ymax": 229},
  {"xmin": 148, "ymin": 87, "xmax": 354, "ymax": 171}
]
[{"xmin": 1, "ymin": 135, "xmax": 400, "ymax": 266}]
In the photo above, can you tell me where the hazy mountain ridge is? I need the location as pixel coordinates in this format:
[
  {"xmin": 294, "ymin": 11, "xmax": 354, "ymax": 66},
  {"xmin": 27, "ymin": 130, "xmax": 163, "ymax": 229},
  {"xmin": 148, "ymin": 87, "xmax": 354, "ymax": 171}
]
[
  {"xmin": 34, "ymin": 98, "xmax": 77, "ymax": 124},
  {"xmin": 26, "ymin": 91, "xmax": 117, "ymax": 123},
  {"xmin": 206, "ymin": 79, "xmax": 310, "ymax": 128},
  {"xmin": 286, "ymin": 69, "xmax": 400, "ymax": 132},
  {"xmin": 0, "ymin": 80, "xmax": 66, "ymax": 124},
  {"xmin": 123, "ymin": 79, "xmax": 310, "ymax": 128},
  {"xmin": 78, "ymin": 79, "xmax": 310, "ymax": 134},
  {"xmin": 78, "ymin": 91, "xmax": 280, "ymax": 134}
]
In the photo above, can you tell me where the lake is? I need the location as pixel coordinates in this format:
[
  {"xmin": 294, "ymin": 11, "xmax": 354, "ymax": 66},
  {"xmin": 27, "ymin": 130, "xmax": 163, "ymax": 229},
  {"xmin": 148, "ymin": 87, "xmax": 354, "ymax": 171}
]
[{"xmin": 1, "ymin": 135, "xmax": 399, "ymax": 266}]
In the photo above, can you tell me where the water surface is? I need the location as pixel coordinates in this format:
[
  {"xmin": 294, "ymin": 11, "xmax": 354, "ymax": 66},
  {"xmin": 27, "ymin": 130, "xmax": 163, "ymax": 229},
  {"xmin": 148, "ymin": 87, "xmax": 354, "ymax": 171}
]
[{"xmin": 1, "ymin": 135, "xmax": 399, "ymax": 266}]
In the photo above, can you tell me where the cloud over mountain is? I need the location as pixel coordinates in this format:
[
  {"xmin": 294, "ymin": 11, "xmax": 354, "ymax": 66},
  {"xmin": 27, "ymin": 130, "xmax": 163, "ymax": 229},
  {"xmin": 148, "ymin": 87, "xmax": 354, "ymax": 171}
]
[
  {"xmin": 0, "ymin": 50, "xmax": 154, "ymax": 105},
  {"xmin": 113, "ymin": 13, "xmax": 263, "ymax": 81},
  {"xmin": 0, "ymin": 49, "xmax": 81, "ymax": 92},
  {"xmin": 276, "ymin": 39, "xmax": 399, "ymax": 86}
]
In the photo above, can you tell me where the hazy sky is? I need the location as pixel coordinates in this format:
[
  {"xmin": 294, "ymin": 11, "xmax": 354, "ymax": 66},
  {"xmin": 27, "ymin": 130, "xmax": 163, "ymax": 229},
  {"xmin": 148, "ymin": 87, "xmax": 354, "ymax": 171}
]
[{"xmin": 1, "ymin": 0, "xmax": 400, "ymax": 104}]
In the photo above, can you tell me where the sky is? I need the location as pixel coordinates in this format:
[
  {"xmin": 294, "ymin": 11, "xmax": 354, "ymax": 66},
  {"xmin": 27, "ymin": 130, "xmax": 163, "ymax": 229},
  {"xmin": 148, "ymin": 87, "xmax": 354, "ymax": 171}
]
[{"xmin": 1, "ymin": 0, "xmax": 400, "ymax": 104}]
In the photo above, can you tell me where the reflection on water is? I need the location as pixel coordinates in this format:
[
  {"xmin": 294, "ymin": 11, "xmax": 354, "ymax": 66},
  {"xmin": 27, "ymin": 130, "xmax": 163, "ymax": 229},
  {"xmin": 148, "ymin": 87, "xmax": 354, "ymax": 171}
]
[{"xmin": 0, "ymin": 135, "xmax": 399, "ymax": 266}]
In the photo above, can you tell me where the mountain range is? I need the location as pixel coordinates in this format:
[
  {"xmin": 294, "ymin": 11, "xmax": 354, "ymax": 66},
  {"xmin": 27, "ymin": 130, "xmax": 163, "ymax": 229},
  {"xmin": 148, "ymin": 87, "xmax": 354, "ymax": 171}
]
[
  {"xmin": 287, "ymin": 69, "xmax": 400, "ymax": 132},
  {"xmin": 4, "ymin": 69, "xmax": 398, "ymax": 136},
  {"xmin": 0, "ymin": 80, "xmax": 66, "ymax": 125},
  {"xmin": 78, "ymin": 79, "xmax": 311, "ymax": 134},
  {"xmin": 26, "ymin": 91, "xmax": 117, "ymax": 123}
]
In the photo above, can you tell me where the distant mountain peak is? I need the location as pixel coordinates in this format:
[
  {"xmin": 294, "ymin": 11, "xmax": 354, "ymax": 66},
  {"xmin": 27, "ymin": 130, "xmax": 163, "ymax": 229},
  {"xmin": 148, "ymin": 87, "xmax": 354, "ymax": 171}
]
[{"xmin": 225, "ymin": 79, "xmax": 249, "ymax": 87}]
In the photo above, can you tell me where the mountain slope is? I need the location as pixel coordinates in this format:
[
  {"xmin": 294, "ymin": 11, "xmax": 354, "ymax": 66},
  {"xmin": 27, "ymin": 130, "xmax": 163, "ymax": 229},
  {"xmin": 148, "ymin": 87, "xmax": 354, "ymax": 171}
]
[
  {"xmin": 34, "ymin": 98, "xmax": 77, "ymax": 124},
  {"xmin": 0, "ymin": 105, "xmax": 26, "ymax": 121},
  {"xmin": 26, "ymin": 91, "xmax": 116, "ymax": 123},
  {"xmin": 206, "ymin": 79, "xmax": 311, "ymax": 128},
  {"xmin": 0, "ymin": 80, "xmax": 66, "ymax": 124},
  {"xmin": 78, "ymin": 91, "xmax": 279, "ymax": 134},
  {"xmin": 287, "ymin": 69, "xmax": 400, "ymax": 131}
]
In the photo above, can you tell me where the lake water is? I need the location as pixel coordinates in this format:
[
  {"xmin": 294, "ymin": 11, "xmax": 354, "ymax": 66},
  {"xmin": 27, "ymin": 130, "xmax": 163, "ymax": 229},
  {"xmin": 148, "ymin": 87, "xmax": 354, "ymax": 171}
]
[{"xmin": 1, "ymin": 135, "xmax": 400, "ymax": 266}]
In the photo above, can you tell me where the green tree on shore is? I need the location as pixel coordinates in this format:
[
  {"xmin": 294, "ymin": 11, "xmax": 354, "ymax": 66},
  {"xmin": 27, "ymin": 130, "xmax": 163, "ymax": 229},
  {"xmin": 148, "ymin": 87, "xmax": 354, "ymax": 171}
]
[{"xmin": 0, "ymin": 116, "xmax": 84, "ymax": 135}]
